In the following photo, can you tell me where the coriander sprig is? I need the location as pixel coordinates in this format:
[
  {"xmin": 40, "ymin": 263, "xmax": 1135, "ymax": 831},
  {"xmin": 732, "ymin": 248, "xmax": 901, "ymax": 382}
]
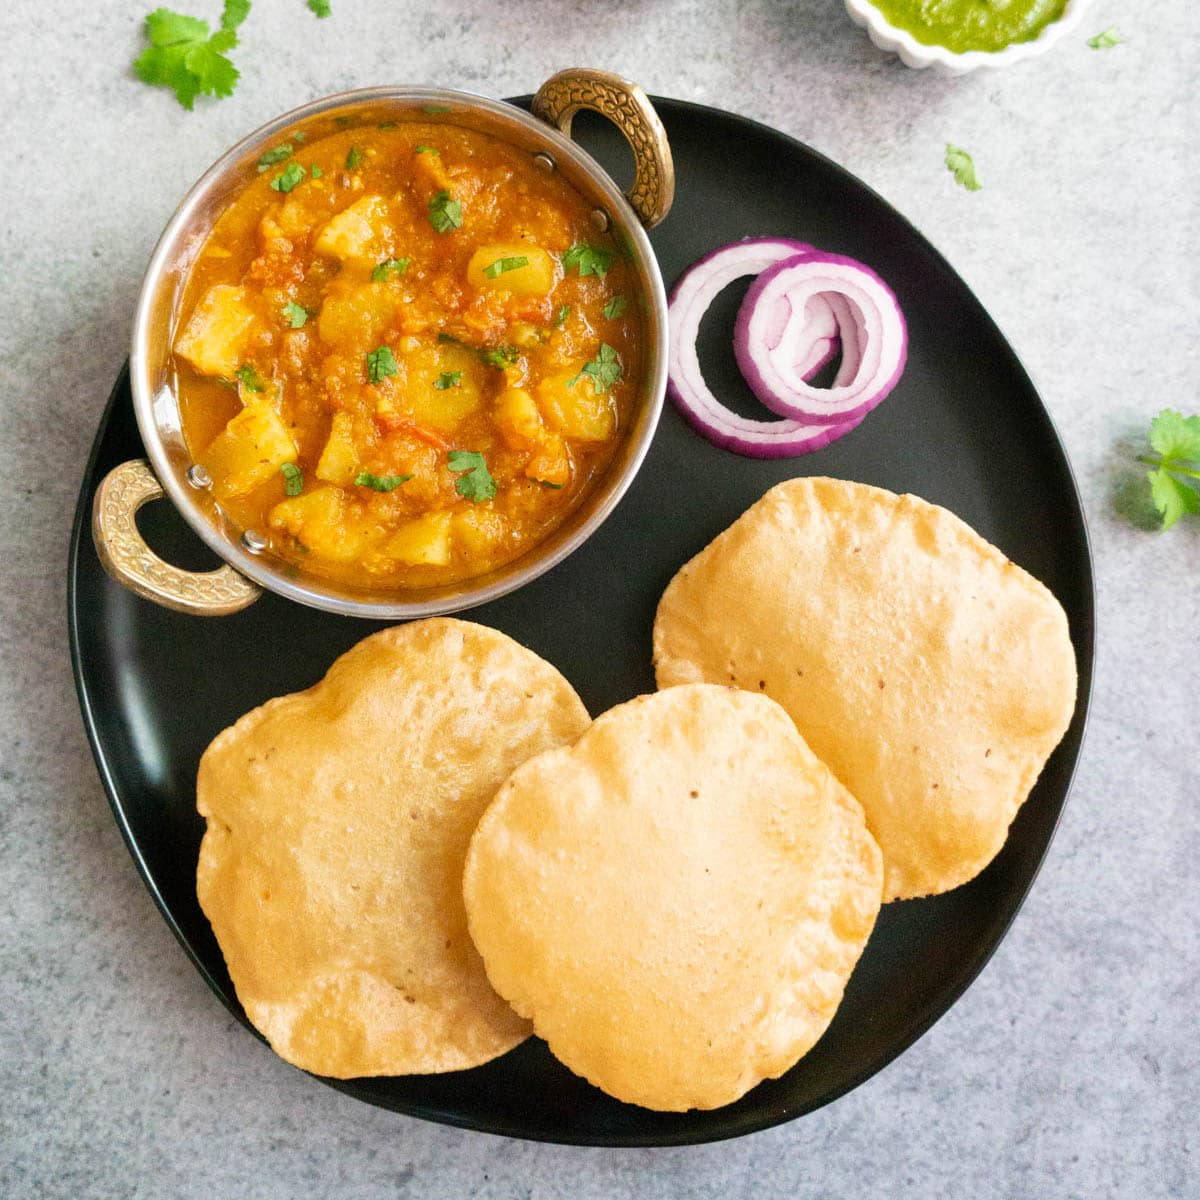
[
  {"xmin": 1138, "ymin": 410, "xmax": 1200, "ymax": 531},
  {"xmin": 132, "ymin": 0, "xmax": 250, "ymax": 110}
]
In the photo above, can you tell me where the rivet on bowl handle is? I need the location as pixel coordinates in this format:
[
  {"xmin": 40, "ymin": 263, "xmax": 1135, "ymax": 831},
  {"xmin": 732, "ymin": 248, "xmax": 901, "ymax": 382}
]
[
  {"xmin": 92, "ymin": 459, "xmax": 261, "ymax": 616},
  {"xmin": 532, "ymin": 68, "xmax": 675, "ymax": 230}
]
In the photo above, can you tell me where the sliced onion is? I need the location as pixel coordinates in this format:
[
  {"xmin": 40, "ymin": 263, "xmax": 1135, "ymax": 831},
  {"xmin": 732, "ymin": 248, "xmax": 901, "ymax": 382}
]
[
  {"xmin": 667, "ymin": 239, "xmax": 862, "ymax": 458},
  {"xmin": 735, "ymin": 253, "xmax": 907, "ymax": 424}
]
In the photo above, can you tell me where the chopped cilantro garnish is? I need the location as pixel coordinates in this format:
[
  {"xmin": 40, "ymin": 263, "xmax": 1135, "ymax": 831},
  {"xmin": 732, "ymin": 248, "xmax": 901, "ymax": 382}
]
[
  {"xmin": 378, "ymin": 121, "xmax": 398, "ymax": 130},
  {"xmin": 270, "ymin": 161, "xmax": 307, "ymax": 192},
  {"xmin": 421, "ymin": 104, "xmax": 451, "ymax": 114},
  {"xmin": 414, "ymin": 145, "xmax": 439, "ymax": 155},
  {"xmin": 1139, "ymin": 409, "xmax": 1200, "ymax": 530},
  {"xmin": 480, "ymin": 346, "xmax": 519, "ymax": 369},
  {"xmin": 256, "ymin": 143, "xmax": 293, "ymax": 172},
  {"xmin": 562, "ymin": 243, "xmax": 615, "ymax": 278},
  {"xmin": 1088, "ymin": 27, "xmax": 1121, "ymax": 49},
  {"xmin": 132, "ymin": 0, "xmax": 250, "ymax": 110},
  {"xmin": 554, "ymin": 305, "xmax": 570, "ymax": 327},
  {"xmin": 435, "ymin": 371, "xmax": 462, "ymax": 390},
  {"xmin": 366, "ymin": 346, "xmax": 398, "ymax": 384},
  {"xmin": 345, "ymin": 145, "xmax": 363, "ymax": 170},
  {"xmin": 371, "ymin": 257, "xmax": 412, "ymax": 282},
  {"xmin": 307, "ymin": 0, "xmax": 331, "ymax": 16},
  {"xmin": 483, "ymin": 255, "xmax": 530, "ymax": 279},
  {"xmin": 280, "ymin": 462, "xmax": 303, "ymax": 496},
  {"xmin": 945, "ymin": 144, "xmax": 982, "ymax": 192},
  {"xmin": 291, "ymin": 130, "xmax": 306, "ymax": 142},
  {"xmin": 281, "ymin": 301, "xmax": 308, "ymax": 328},
  {"xmin": 448, "ymin": 450, "xmax": 497, "ymax": 502},
  {"xmin": 235, "ymin": 364, "xmax": 265, "ymax": 392},
  {"xmin": 603, "ymin": 295, "xmax": 627, "ymax": 319},
  {"xmin": 333, "ymin": 115, "xmax": 354, "ymax": 128},
  {"xmin": 437, "ymin": 332, "xmax": 459, "ymax": 344},
  {"xmin": 354, "ymin": 471, "xmax": 411, "ymax": 492},
  {"xmin": 310, "ymin": 164, "xmax": 323, "ymax": 179},
  {"xmin": 428, "ymin": 190, "xmax": 463, "ymax": 233},
  {"xmin": 570, "ymin": 343, "xmax": 621, "ymax": 392}
]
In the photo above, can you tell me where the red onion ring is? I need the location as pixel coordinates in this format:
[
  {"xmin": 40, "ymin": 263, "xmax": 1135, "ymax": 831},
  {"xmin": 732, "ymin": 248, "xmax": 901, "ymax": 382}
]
[
  {"xmin": 735, "ymin": 253, "xmax": 907, "ymax": 424},
  {"xmin": 667, "ymin": 239, "xmax": 864, "ymax": 458}
]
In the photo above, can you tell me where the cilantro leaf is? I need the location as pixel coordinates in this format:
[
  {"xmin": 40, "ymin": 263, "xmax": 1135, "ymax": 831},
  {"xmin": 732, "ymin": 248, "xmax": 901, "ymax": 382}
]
[
  {"xmin": 1140, "ymin": 409, "xmax": 1200, "ymax": 530},
  {"xmin": 145, "ymin": 9, "xmax": 210, "ymax": 44},
  {"xmin": 134, "ymin": 3, "xmax": 249, "ymax": 110},
  {"xmin": 280, "ymin": 462, "xmax": 303, "ymax": 496},
  {"xmin": 257, "ymin": 143, "xmax": 293, "ymax": 172},
  {"xmin": 221, "ymin": 0, "xmax": 250, "ymax": 30},
  {"xmin": 603, "ymin": 294, "xmax": 627, "ymax": 319},
  {"xmin": 371, "ymin": 257, "xmax": 412, "ymax": 282},
  {"xmin": 1149, "ymin": 410, "xmax": 1200, "ymax": 463},
  {"xmin": 435, "ymin": 371, "xmax": 462, "ymax": 390},
  {"xmin": 414, "ymin": 145, "xmax": 439, "ymax": 155},
  {"xmin": 270, "ymin": 162, "xmax": 307, "ymax": 192},
  {"xmin": 1148, "ymin": 468, "xmax": 1199, "ymax": 531},
  {"xmin": 235, "ymin": 363, "xmax": 265, "ymax": 392},
  {"xmin": 354, "ymin": 471, "xmax": 411, "ymax": 492},
  {"xmin": 562, "ymin": 243, "xmax": 615, "ymax": 278},
  {"xmin": 448, "ymin": 450, "xmax": 497, "ymax": 503},
  {"xmin": 483, "ymin": 255, "xmax": 529, "ymax": 279},
  {"xmin": 310, "ymin": 165, "xmax": 324, "ymax": 179},
  {"xmin": 1088, "ymin": 27, "xmax": 1121, "ymax": 49},
  {"xmin": 282, "ymin": 301, "xmax": 308, "ymax": 327},
  {"xmin": 554, "ymin": 305, "xmax": 570, "ymax": 328},
  {"xmin": 428, "ymin": 190, "xmax": 463, "ymax": 233},
  {"xmin": 345, "ymin": 145, "xmax": 363, "ymax": 170},
  {"xmin": 945, "ymin": 144, "xmax": 982, "ymax": 192},
  {"xmin": 421, "ymin": 104, "xmax": 451, "ymax": 114},
  {"xmin": 570, "ymin": 343, "xmax": 621, "ymax": 393},
  {"xmin": 366, "ymin": 346, "xmax": 399, "ymax": 384},
  {"xmin": 479, "ymin": 346, "xmax": 519, "ymax": 369},
  {"xmin": 307, "ymin": 0, "xmax": 331, "ymax": 16}
]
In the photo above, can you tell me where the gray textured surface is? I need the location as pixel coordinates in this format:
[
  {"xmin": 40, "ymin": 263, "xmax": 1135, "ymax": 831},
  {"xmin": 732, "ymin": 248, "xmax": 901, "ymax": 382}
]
[{"xmin": 1, "ymin": 1, "xmax": 1197, "ymax": 1196}]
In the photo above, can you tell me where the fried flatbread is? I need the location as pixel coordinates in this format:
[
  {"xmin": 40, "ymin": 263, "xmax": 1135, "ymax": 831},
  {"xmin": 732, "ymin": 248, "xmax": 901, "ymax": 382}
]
[
  {"xmin": 463, "ymin": 684, "xmax": 882, "ymax": 1111},
  {"xmin": 196, "ymin": 618, "xmax": 590, "ymax": 1078},
  {"xmin": 653, "ymin": 477, "xmax": 1078, "ymax": 900}
]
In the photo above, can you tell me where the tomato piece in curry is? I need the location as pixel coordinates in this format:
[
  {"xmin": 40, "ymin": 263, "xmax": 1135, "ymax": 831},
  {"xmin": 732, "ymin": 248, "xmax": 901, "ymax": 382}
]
[{"xmin": 172, "ymin": 121, "xmax": 643, "ymax": 589}]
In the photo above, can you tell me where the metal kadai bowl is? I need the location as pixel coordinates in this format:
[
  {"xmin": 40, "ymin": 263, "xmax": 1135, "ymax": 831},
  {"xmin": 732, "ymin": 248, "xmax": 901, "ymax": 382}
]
[{"xmin": 94, "ymin": 70, "xmax": 674, "ymax": 618}]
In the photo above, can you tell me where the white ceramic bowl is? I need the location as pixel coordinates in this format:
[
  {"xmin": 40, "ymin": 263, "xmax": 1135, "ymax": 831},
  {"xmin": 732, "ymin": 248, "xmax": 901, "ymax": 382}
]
[{"xmin": 844, "ymin": 0, "xmax": 1093, "ymax": 75}]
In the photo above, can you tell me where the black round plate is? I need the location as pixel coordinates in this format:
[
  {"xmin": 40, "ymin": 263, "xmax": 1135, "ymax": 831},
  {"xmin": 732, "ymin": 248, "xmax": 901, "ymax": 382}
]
[{"xmin": 68, "ymin": 98, "xmax": 1094, "ymax": 1146}]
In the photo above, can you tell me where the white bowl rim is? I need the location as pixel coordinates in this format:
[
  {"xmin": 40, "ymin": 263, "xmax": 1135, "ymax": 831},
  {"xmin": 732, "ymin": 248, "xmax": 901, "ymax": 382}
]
[{"xmin": 844, "ymin": 0, "xmax": 1094, "ymax": 72}]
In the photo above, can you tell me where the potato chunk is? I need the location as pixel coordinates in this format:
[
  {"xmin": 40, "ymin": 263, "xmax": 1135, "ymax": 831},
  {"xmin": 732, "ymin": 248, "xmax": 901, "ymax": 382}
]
[
  {"xmin": 314, "ymin": 195, "xmax": 390, "ymax": 264},
  {"xmin": 382, "ymin": 511, "xmax": 453, "ymax": 566},
  {"xmin": 317, "ymin": 282, "xmax": 398, "ymax": 349},
  {"xmin": 466, "ymin": 243, "xmax": 557, "ymax": 296},
  {"xmin": 201, "ymin": 402, "xmax": 297, "ymax": 500},
  {"xmin": 175, "ymin": 284, "xmax": 256, "ymax": 378},
  {"xmin": 453, "ymin": 507, "xmax": 507, "ymax": 558},
  {"xmin": 384, "ymin": 342, "xmax": 484, "ymax": 432},
  {"xmin": 315, "ymin": 411, "xmax": 361, "ymax": 486},
  {"xmin": 269, "ymin": 487, "xmax": 377, "ymax": 562},
  {"xmin": 494, "ymin": 387, "xmax": 570, "ymax": 486},
  {"xmin": 536, "ymin": 369, "xmax": 616, "ymax": 442}
]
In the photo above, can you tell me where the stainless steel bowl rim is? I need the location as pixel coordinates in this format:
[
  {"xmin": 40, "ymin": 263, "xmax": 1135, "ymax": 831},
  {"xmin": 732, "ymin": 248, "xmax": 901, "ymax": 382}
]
[{"xmin": 130, "ymin": 84, "xmax": 668, "ymax": 619}]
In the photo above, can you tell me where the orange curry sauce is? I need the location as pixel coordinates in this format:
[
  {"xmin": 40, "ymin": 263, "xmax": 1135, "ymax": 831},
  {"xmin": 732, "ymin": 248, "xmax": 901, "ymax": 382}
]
[{"xmin": 173, "ymin": 120, "xmax": 642, "ymax": 589}]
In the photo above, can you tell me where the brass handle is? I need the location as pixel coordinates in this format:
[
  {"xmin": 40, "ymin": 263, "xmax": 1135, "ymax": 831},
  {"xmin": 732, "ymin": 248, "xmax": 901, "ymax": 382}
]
[
  {"xmin": 532, "ymin": 68, "xmax": 674, "ymax": 230},
  {"xmin": 92, "ymin": 459, "xmax": 261, "ymax": 616}
]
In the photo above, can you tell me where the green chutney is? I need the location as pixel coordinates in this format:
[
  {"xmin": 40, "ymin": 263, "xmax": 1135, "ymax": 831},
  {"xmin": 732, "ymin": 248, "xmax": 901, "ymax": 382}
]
[{"xmin": 870, "ymin": 0, "xmax": 1068, "ymax": 54}]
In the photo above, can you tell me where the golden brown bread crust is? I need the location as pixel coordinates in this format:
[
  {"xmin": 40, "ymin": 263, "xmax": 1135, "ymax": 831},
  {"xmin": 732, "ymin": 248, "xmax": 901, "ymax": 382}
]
[
  {"xmin": 653, "ymin": 478, "xmax": 1078, "ymax": 901},
  {"xmin": 463, "ymin": 684, "xmax": 883, "ymax": 1111},
  {"xmin": 196, "ymin": 618, "xmax": 590, "ymax": 1078}
]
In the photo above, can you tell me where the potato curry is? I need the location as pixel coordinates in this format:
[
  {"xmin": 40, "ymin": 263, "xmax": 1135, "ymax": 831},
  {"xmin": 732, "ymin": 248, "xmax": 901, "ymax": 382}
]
[{"xmin": 172, "ymin": 120, "xmax": 642, "ymax": 589}]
